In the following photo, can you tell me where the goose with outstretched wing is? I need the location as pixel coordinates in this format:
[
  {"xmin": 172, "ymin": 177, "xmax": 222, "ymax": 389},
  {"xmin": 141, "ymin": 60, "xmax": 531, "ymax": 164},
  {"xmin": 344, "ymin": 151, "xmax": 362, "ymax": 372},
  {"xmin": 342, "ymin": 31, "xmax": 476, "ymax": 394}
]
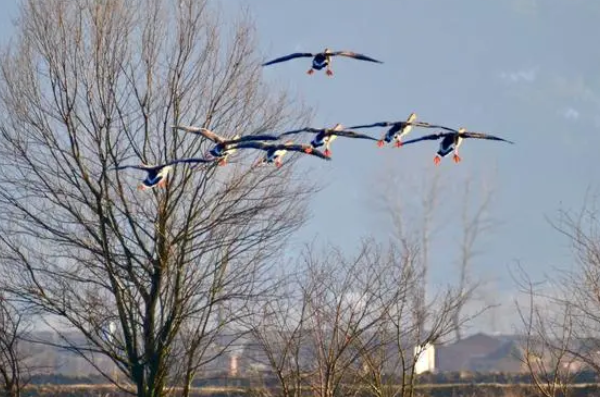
[
  {"xmin": 228, "ymin": 141, "xmax": 331, "ymax": 168},
  {"xmin": 262, "ymin": 48, "xmax": 383, "ymax": 76},
  {"xmin": 349, "ymin": 112, "xmax": 454, "ymax": 147},
  {"xmin": 400, "ymin": 128, "xmax": 514, "ymax": 165},
  {"xmin": 109, "ymin": 158, "xmax": 213, "ymax": 190},
  {"xmin": 172, "ymin": 125, "xmax": 280, "ymax": 166},
  {"xmin": 277, "ymin": 123, "xmax": 377, "ymax": 157}
]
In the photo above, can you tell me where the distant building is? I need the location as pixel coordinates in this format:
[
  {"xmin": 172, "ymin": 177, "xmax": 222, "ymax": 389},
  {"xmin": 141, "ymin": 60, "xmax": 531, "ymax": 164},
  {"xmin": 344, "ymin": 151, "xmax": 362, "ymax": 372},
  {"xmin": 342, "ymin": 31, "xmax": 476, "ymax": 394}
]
[
  {"xmin": 436, "ymin": 333, "xmax": 505, "ymax": 372},
  {"xmin": 414, "ymin": 343, "xmax": 435, "ymax": 374},
  {"xmin": 21, "ymin": 328, "xmax": 600, "ymax": 378}
]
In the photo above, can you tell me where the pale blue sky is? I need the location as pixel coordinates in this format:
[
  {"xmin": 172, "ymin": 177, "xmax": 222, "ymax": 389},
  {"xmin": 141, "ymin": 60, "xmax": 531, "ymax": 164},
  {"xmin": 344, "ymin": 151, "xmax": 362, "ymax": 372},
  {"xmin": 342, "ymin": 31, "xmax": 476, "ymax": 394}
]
[
  {"xmin": 2, "ymin": 0, "xmax": 600, "ymax": 334},
  {"xmin": 228, "ymin": 0, "xmax": 600, "ymax": 334}
]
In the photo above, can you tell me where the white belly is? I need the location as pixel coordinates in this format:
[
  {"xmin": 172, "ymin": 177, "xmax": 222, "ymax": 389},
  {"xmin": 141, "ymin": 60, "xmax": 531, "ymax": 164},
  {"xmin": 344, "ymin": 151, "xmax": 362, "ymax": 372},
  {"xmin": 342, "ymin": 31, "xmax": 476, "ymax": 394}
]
[{"xmin": 273, "ymin": 149, "xmax": 287, "ymax": 160}]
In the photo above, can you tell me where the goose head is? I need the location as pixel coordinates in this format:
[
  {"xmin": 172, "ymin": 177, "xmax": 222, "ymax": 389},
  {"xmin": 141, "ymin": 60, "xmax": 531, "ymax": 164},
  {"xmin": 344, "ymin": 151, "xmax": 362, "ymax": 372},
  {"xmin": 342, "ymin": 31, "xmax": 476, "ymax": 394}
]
[
  {"xmin": 271, "ymin": 150, "xmax": 287, "ymax": 167},
  {"xmin": 208, "ymin": 145, "xmax": 223, "ymax": 158}
]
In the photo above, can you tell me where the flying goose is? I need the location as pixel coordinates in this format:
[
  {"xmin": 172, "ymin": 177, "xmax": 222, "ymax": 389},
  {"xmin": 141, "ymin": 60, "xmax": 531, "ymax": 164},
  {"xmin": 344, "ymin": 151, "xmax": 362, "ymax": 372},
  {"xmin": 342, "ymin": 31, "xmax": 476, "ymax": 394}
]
[
  {"xmin": 277, "ymin": 123, "xmax": 377, "ymax": 157},
  {"xmin": 109, "ymin": 158, "xmax": 213, "ymax": 190},
  {"xmin": 228, "ymin": 141, "xmax": 331, "ymax": 168},
  {"xmin": 262, "ymin": 48, "xmax": 383, "ymax": 76},
  {"xmin": 349, "ymin": 113, "xmax": 452, "ymax": 147},
  {"xmin": 400, "ymin": 128, "xmax": 514, "ymax": 165},
  {"xmin": 171, "ymin": 125, "xmax": 279, "ymax": 166}
]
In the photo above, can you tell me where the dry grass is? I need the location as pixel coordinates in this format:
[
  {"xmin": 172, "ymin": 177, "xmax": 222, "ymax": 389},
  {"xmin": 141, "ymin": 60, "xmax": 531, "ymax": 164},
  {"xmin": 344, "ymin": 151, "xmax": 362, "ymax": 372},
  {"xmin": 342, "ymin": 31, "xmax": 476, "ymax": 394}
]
[
  {"xmin": 22, "ymin": 383, "xmax": 249, "ymax": 397},
  {"xmin": 18, "ymin": 382, "xmax": 600, "ymax": 397}
]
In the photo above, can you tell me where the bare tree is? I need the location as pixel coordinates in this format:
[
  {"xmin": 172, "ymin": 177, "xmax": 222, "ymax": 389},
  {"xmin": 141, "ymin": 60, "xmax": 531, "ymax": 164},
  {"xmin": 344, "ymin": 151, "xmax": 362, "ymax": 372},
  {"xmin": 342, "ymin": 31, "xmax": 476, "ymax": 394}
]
[
  {"xmin": 373, "ymin": 168, "xmax": 444, "ymax": 341},
  {"xmin": 247, "ymin": 240, "xmax": 402, "ymax": 397},
  {"xmin": 452, "ymin": 174, "xmax": 497, "ymax": 341},
  {"xmin": 532, "ymin": 197, "xmax": 600, "ymax": 369},
  {"xmin": 353, "ymin": 248, "xmax": 469, "ymax": 397},
  {"xmin": 244, "ymin": 268, "xmax": 310, "ymax": 397},
  {"xmin": 543, "ymin": 195, "xmax": 600, "ymax": 374},
  {"xmin": 510, "ymin": 193, "xmax": 600, "ymax": 397},
  {"xmin": 169, "ymin": 247, "xmax": 255, "ymax": 397},
  {"xmin": 347, "ymin": 242, "xmax": 420, "ymax": 397},
  {"xmin": 0, "ymin": 1, "xmax": 315, "ymax": 397},
  {"xmin": 362, "ymin": 166, "xmax": 497, "ymax": 397},
  {"xmin": 372, "ymin": 166, "xmax": 498, "ymax": 343},
  {"xmin": 0, "ymin": 295, "xmax": 32, "ymax": 397},
  {"xmin": 514, "ymin": 264, "xmax": 580, "ymax": 397},
  {"xmin": 299, "ymin": 240, "xmax": 406, "ymax": 397}
]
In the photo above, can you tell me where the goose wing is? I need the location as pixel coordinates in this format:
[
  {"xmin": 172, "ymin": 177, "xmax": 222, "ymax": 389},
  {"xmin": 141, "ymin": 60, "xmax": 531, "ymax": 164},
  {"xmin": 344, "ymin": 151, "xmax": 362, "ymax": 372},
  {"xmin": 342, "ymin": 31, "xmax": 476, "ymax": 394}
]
[
  {"xmin": 419, "ymin": 124, "xmax": 460, "ymax": 132},
  {"xmin": 347, "ymin": 121, "xmax": 394, "ymax": 129},
  {"xmin": 228, "ymin": 134, "xmax": 280, "ymax": 144},
  {"xmin": 171, "ymin": 125, "xmax": 224, "ymax": 143},
  {"xmin": 166, "ymin": 157, "xmax": 215, "ymax": 166},
  {"xmin": 277, "ymin": 128, "xmax": 322, "ymax": 138},
  {"xmin": 262, "ymin": 52, "xmax": 314, "ymax": 66},
  {"xmin": 331, "ymin": 51, "xmax": 383, "ymax": 64},
  {"xmin": 282, "ymin": 144, "xmax": 332, "ymax": 161},
  {"xmin": 462, "ymin": 132, "xmax": 514, "ymax": 144},
  {"xmin": 348, "ymin": 121, "xmax": 441, "ymax": 130},
  {"xmin": 400, "ymin": 132, "xmax": 452, "ymax": 146},
  {"xmin": 228, "ymin": 141, "xmax": 271, "ymax": 151},
  {"xmin": 109, "ymin": 163, "xmax": 161, "ymax": 172},
  {"xmin": 332, "ymin": 129, "xmax": 378, "ymax": 141}
]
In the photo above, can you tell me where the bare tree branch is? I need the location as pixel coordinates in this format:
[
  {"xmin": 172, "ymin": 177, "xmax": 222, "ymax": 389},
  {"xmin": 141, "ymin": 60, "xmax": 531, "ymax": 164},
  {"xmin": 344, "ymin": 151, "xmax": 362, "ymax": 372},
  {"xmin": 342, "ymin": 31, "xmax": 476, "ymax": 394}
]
[
  {"xmin": 513, "ymin": 262, "xmax": 581, "ymax": 397},
  {"xmin": 0, "ymin": 294, "xmax": 33, "ymax": 397}
]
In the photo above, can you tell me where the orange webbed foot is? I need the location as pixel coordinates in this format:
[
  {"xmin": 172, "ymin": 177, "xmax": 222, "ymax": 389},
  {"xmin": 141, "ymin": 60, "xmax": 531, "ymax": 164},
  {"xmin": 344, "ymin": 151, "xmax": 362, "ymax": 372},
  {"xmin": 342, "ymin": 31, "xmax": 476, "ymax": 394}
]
[
  {"xmin": 377, "ymin": 140, "xmax": 385, "ymax": 148},
  {"xmin": 275, "ymin": 161, "xmax": 283, "ymax": 168},
  {"xmin": 453, "ymin": 154, "xmax": 462, "ymax": 163},
  {"xmin": 218, "ymin": 159, "xmax": 227, "ymax": 166},
  {"xmin": 307, "ymin": 69, "xmax": 315, "ymax": 75},
  {"xmin": 326, "ymin": 69, "xmax": 333, "ymax": 76},
  {"xmin": 434, "ymin": 156, "xmax": 441, "ymax": 166},
  {"xmin": 304, "ymin": 147, "xmax": 313, "ymax": 154},
  {"xmin": 324, "ymin": 149, "xmax": 331, "ymax": 157},
  {"xmin": 394, "ymin": 140, "xmax": 403, "ymax": 148},
  {"xmin": 137, "ymin": 184, "xmax": 145, "ymax": 191}
]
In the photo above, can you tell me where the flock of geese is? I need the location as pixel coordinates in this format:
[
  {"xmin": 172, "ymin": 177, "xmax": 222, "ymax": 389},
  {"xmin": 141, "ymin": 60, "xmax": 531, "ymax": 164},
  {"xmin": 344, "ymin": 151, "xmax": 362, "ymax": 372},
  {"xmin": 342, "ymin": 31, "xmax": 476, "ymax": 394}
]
[{"xmin": 112, "ymin": 48, "xmax": 515, "ymax": 190}]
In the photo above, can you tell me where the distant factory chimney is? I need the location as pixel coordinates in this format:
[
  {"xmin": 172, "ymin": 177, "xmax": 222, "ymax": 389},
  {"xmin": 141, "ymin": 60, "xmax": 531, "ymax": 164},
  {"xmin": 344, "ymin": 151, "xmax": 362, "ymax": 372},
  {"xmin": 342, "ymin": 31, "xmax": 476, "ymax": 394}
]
[{"xmin": 229, "ymin": 354, "xmax": 239, "ymax": 377}]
